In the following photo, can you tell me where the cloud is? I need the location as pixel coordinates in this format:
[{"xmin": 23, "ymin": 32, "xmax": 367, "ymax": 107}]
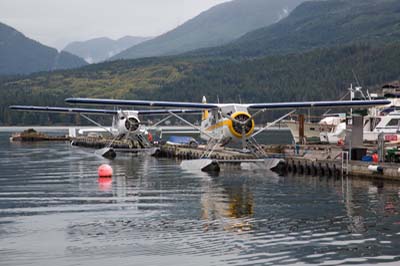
[{"xmin": 277, "ymin": 7, "xmax": 290, "ymax": 22}]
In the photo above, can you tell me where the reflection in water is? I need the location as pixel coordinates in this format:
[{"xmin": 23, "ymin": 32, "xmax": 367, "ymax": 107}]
[
  {"xmin": 201, "ymin": 173, "xmax": 255, "ymax": 233},
  {"xmin": 1, "ymin": 133, "xmax": 400, "ymax": 265},
  {"xmin": 97, "ymin": 177, "xmax": 112, "ymax": 192}
]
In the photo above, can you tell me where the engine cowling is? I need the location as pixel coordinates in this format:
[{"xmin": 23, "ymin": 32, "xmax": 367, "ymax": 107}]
[
  {"xmin": 115, "ymin": 111, "xmax": 141, "ymax": 135},
  {"xmin": 125, "ymin": 117, "xmax": 140, "ymax": 132},
  {"xmin": 228, "ymin": 112, "xmax": 255, "ymax": 138}
]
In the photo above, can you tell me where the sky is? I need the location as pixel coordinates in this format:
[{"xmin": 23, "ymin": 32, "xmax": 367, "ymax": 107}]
[{"xmin": 0, "ymin": 0, "xmax": 230, "ymax": 50}]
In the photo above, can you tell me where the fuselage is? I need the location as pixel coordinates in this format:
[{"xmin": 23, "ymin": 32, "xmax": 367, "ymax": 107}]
[{"xmin": 200, "ymin": 104, "xmax": 255, "ymax": 143}]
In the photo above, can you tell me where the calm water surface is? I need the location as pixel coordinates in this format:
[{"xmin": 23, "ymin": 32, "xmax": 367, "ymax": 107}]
[{"xmin": 1, "ymin": 132, "xmax": 400, "ymax": 266}]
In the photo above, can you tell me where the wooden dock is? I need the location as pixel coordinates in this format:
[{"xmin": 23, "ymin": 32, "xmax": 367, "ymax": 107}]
[
  {"xmin": 10, "ymin": 129, "xmax": 70, "ymax": 142},
  {"xmin": 156, "ymin": 143, "xmax": 400, "ymax": 181},
  {"xmin": 155, "ymin": 144, "xmax": 258, "ymax": 160},
  {"xmin": 285, "ymin": 156, "xmax": 400, "ymax": 181},
  {"xmin": 71, "ymin": 136, "xmax": 143, "ymax": 149}
]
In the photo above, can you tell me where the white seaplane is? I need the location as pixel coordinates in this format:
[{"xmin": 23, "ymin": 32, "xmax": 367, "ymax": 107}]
[
  {"xmin": 9, "ymin": 105, "xmax": 199, "ymax": 158},
  {"xmin": 64, "ymin": 96, "xmax": 390, "ymax": 171}
]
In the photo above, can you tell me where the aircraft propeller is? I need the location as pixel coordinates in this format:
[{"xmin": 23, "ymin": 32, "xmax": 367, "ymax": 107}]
[{"xmin": 221, "ymin": 109, "xmax": 267, "ymax": 150}]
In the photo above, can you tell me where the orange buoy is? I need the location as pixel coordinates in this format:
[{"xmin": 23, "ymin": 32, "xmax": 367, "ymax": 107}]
[{"xmin": 98, "ymin": 164, "xmax": 113, "ymax": 178}]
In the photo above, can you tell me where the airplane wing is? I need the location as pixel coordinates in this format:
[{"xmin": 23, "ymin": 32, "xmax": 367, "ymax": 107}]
[
  {"xmin": 138, "ymin": 109, "xmax": 202, "ymax": 115},
  {"xmin": 65, "ymin": 98, "xmax": 390, "ymax": 110},
  {"xmin": 9, "ymin": 106, "xmax": 118, "ymax": 115},
  {"xmin": 246, "ymin": 100, "xmax": 391, "ymax": 109},
  {"xmin": 65, "ymin": 98, "xmax": 219, "ymax": 109},
  {"xmin": 9, "ymin": 105, "xmax": 201, "ymax": 116}
]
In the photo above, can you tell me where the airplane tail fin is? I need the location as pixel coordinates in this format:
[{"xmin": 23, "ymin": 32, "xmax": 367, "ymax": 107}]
[{"xmin": 202, "ymin": 96, "xmax": 209, "ymax": 121}]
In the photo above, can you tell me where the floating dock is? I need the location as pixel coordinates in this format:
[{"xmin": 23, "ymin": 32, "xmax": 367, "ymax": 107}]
[
  {"xmin": 10, "ymin": 129, "xmax": 70, "ymax": 142},
  {"xmin": 155, "ymin": 143, "xmax": 400, "ymax": 181},
  {"xmin": 71, "ymin": 136, "xmax": 142, "ymax": 149},
  {"xmin": 9, "ymin": 129, "xmax": 145, "ymax": 151},
  {"xmin": 285, "ymin": 156, "xmax": 400, "ymax": 181},
  {"xmin": 155, "ymin": 144, "xmax": 258, "ymax": 160}
]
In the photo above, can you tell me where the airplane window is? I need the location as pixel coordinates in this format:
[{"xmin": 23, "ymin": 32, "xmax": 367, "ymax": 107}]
[{"xmin": 387, "ymin": 119, "xmax": 400, "ymax": 126}]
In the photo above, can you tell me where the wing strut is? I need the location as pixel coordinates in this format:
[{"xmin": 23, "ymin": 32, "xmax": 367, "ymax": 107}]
[
  {"xmin": 80, "ymin": 114, "xmax": 114, "ymax": 135},
  {"xmin": 167, "ymin": 111, "xmax": 217, "ymax": 140},
  {"xmin": 153, "ymin": 115, "xmax": 173, "ymax": 127},
  {"xmin": 252, "ymin": 110, "xmax": 296, "ymax": 138}
]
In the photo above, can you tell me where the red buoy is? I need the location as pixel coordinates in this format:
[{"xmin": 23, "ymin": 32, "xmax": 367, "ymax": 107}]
[{"xmin": 98, "ymin": 164, "xmax": 113, "ymax": 178}]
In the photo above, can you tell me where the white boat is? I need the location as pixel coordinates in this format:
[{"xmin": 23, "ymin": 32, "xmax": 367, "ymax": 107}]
[
  {"xmin": 320, "ymin": 111, "xmax": 400, "ymax": 144},
  {"xmin": 320, "ymin": 121, "xmax": 347, "ymax": 144},
  {"xmin": 286, "ymin": 84, "xmax": 398, "ymax": 144},
  {"xmin": 363, "ymin": 111, "xmax": 400, "ymax": 143},
  {"xmin": 285, "ymin": 115, "xmax": 343, "ymax": 143}
]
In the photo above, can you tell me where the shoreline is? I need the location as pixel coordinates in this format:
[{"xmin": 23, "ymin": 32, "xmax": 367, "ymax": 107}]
[
  {"xmin": 0, "ymin": 126, "xmax": 290, "ymax": 133},
  {"xmin": 0, "ymin": 126, "xmax": 94, "ymax": 132}
]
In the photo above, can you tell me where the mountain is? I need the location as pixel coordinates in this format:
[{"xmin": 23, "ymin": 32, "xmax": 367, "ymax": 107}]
[
  {"xmin": 196, "ymin": 0, "xmax": 400, "ymax": 57},
  {"xmin": 63, "ymin": 36, "xmax": 152, "ymax": 63},
  {"xmin": 2, "ymin": 42, "xmax": 400, "ymax": 125},
  {"xmin": 112, "ymin": 0, "xmax": 305, "ymax": 60},
  {"xmin": 0, "ymin": 22, "xmax": 87, "ymax": 76}
]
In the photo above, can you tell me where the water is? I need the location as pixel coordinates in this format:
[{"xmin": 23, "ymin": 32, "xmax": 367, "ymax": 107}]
[{"xmin": 1, "ymin": 132, "xmax": 400, "ymax": 266}]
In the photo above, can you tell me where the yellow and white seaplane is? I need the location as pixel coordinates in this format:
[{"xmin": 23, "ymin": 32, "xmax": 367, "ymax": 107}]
[
  {"xmin": 64, "ymin": 96, "xmax": 390, "ymax": 171},
  {"xmin": 9, "ymin": 105, "xmax": 199, "ymax": 158}
]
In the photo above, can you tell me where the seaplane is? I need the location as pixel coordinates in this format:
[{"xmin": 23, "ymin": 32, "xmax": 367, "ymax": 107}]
[
  {"xmin": 64, "ymin": 96, "xmax": 390, "ymax": 171},
  {"xmin": 9, "ymin": 105, "xmax": 199, "ymax": 159}
]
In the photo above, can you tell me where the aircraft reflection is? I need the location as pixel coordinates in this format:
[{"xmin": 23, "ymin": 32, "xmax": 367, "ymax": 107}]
[{"xmin": 200, "ymin": 170, "xmax": 279, "ymax": 233}]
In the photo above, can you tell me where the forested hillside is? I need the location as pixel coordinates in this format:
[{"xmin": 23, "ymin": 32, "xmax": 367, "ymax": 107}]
[{"xmin": 2, "ymin": 43, "xmax": 400, "ymax": 125}]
